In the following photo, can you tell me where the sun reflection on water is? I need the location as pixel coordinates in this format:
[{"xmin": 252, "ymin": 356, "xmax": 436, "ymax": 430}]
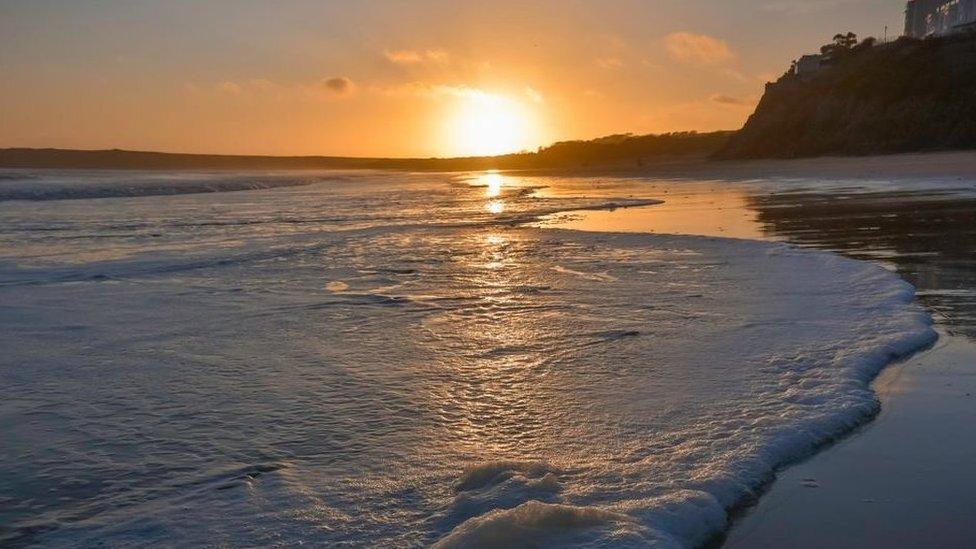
[
  {"xmin": 484, "ymin": 173, "xmax": 504, "ymax": 198},
  {"xmin": 484, "ymin": 234, "xmax": 507, "ymax": 246},
  {"xmin": 423, "ymin": 229, "xmax": 560, "ymax": 457},
  {"xmin": 483, "ymin": 233, "xmax": 509, "ymax": 269},
  {"xmin": 486, "ymin": 200, "xmax": 505, "ymax": 214},
  {"xmin": 471, "ymin": 171, "xmax": 509, "ymax": 214}
]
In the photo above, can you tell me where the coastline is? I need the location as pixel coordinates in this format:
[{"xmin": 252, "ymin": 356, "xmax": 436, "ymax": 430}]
[
  {"xmin": 510, "ymin": 150, "xmax": 976, "ymax": 182},
  {"xmin": 723, "ymin": 330, "xmax": 976, "ymax": 548},
  {"xmin": 536, "ymin": 158, "xmax": 976, "ymax": 546}
]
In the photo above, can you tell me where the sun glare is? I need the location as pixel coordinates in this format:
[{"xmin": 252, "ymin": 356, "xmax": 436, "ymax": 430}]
[
  {"xmin": 444, "ymin": 91, "xmax": 538, "ymax": 157},
  {"xmin": 486, "ymin": 200, "xmax": 505, "ymax": 214},
  {"xmin": 483, "ymin": 172, "xmax": 504, "ymax": 197}
]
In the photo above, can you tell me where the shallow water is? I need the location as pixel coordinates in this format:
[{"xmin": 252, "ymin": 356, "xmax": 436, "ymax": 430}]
[
  {"xmin": 535, "ymin": 173, "xmax": 976, "ymax": 547},
  {"xmin": 0, "ymin": 170, "xmax": 938, "ymax": 547}
]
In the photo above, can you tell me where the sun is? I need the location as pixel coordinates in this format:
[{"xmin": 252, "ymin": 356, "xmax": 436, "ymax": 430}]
[{"xmin": 443, "ymin": 90, "xmax": 539, "ymax": 157}]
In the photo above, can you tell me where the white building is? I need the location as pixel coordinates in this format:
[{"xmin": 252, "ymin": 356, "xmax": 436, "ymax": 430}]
[{"xmin": 905, "ymin": 0, "xmax": 976, "ymax": 38}]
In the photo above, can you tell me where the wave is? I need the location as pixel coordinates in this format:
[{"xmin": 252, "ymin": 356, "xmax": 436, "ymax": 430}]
[
  {"xmin": 430, "ymin": 234, "xmax": 937, "ymax": 548},
  {"xmin": 0, "ymin": 172, "xmax": 323, "ymax": 201},
  {"xmin": 435, "ymin": 501, "xmax": 651, "ymax": 548}
]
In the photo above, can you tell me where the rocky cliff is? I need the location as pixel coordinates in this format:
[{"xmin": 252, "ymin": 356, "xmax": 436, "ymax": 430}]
[{"xmin": 718, "ymin": 33, "xmax": 976, "ymax": 159}]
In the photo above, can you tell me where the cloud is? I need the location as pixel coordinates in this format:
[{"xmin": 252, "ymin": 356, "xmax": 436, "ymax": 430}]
[
  {"xmin": 425, "ymin": 50, "xmax": 450, "ymax": 64},
  {"xmin": 665, "ymin": 32, "xmax": 735, "ymax": 65},
  {"xmin": 322, "ymin": 77, "xmax": 355, "ymax": 96},
  {"xmin": 721, "ymin": 68, "xmax": 751, "ymax": 83},
  {"xmin": 596, "ymin": 57, "xmax": 624, "ymax": 69},
  {"xmin": 524, "ymin": 86, "xmax": 544, "ymax": 103},
  {"xmin": 193, "ymin": 77, "xmax": 356, "ymax": 101},
  {"xmin": 384, "ymin": 49, "xmax": 450, "ymax": 65},
  {"xmin": 710, "ymin": 93, "xmax": 756, "ymax": 107},
  {"xmin": 216, "ymin": 81, "xmax": 243, "ymax": 95},
  {"xmin": 373, "ymin": 82, "xmax": 503, "ymax": 103},
  {"xmin": 385, "ymin": 50, "xmax": 422, "ymax": 64}
]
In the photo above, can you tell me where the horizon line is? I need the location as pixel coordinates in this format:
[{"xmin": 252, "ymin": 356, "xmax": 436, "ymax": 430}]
[{"xmin": 0, "ymin": 128, "xmax": 738, "ymax": 163}]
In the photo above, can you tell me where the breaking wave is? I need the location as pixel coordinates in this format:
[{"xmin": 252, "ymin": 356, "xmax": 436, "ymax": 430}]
[{"xmin": 0, "ymin": 170, "xmax": 325, "ymax": 201}]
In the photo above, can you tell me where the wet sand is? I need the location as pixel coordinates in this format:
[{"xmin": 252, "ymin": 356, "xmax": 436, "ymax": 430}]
[
  {"xmin": 724, "ymin": 333, "xmax": 976, "ymax": 548},
  {"xmin": 516, "ymin": 150, "xmax": 976, "ymax": 183},
  {"xmin": 538, "ymin": 159, "xmax": 976, "ymax": 547},
  {"xmin": 723, "ymin": 185, "xmax": 976, "ymax": 548}
]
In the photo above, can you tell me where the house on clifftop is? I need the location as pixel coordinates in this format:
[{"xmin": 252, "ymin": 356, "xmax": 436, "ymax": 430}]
[{"xmin": 795, "ymin": 54, "xmax": 826, "ymax": 76}]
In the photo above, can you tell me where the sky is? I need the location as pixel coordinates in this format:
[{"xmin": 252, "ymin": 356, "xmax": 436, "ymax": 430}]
[{"xmin": 0, "ymin": 1, "xmax": 907, "ymax": 157}]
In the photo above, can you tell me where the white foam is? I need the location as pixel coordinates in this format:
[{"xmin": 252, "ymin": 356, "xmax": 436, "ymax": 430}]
[
  {"xmin": 431, "ymin": 233, "xmax": 935, "ymax": 547},
  {"xmin": 434, "ymin": 501, "xmax": 650, "ymax": 549},
  {"xmin": 0, "ymin": 170, "xmax": 320, "ymax": 201}
]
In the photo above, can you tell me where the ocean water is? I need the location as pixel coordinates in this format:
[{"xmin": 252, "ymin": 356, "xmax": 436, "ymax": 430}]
[{"xmin": 0, "ymin": 170, "xmax": 936, "ymax": 547}]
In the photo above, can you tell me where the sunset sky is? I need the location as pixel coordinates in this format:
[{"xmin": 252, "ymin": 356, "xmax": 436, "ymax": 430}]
[{"xmin": 1, "ymin": 1, "xmax": 906, "ymax": 157}]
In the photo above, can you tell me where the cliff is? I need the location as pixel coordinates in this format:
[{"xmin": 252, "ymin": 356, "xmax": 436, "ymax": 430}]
[{"xmin": 718, "ymin": 33, "xmax": 976, "ymax": 159}]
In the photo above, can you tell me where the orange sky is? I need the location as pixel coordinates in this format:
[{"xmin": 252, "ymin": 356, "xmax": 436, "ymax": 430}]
[{"xmin": 0, "ymin": 1, "xmax": 906, "ymax": 157}]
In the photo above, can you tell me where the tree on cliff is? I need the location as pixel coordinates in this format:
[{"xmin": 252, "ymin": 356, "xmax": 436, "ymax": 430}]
[{"xmin": 821, "ymin": 32, "xmax": 859, "ymax": 61}]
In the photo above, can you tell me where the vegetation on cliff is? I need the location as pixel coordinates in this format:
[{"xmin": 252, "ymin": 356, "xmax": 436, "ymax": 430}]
[{"xmin": 718, "ymin": 32, "xmax": 976, "ymax": 159}]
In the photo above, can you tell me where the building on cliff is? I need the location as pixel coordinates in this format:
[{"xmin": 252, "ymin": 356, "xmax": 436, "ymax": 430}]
[
  {"xmin": 905, "ymin": 0, "xmax": 976, "ymax": 38},
  {"xmin": 795, "ymin": 54, "xmax": 826, "ymax": 75}
]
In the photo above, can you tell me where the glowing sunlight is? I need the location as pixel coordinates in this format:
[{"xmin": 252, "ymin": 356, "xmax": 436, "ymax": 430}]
[
  {"xmin": 484, "ymin": 172, "xmax": 504, "ymax": 198},
  {"xmin": 443, "ymin": 91, "xmax": 538, "ymax": 157}
]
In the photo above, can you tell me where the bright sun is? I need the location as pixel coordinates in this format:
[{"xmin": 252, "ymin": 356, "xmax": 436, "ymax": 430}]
[{"xmin": 444, "ymin": 90, "xmax": 538, "ymax": 157}]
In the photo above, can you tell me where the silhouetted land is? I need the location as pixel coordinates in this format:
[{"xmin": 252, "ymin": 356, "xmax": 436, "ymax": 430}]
[
  {"xmin": 0, "ymin": 132, "xmax": 731, "ymax": 171},
  {"xmin": 719, "ymin": 32, "xmax": 976, "ymax": 159}
]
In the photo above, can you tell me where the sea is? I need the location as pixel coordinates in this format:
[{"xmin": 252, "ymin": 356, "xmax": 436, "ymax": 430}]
[{"xmin": 0, "ymin": 169, "xmax": 943, "ymax": 547}]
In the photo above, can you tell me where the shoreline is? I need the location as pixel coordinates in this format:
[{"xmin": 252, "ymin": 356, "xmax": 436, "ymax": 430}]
[
  {"xmin": 539, "ymin": 168, "xmax": 975, "ymax": 547},
  {"xmin": 508, "ymin": 150, "xmax": 976, "ymax": 182},
  {"xmin": 722, "ymin": 329, "xmax": 976, "ymax": 548}
]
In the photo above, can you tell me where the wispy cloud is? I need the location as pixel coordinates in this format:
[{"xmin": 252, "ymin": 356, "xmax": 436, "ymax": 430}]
[
  {"xmin": 372, "ymin": 82, "xmax": 492, "ymax": 101},
  {"xmin": 596, "ymin": 57, "xmax": 624, "ymax": 69},
  {"xmin": 204, "ymin": 76, "xmax": 357, "ymax": 100},
  {"xmin": 721, "ymin": 68, "xmax": 751, "ymax": 83},
  {"xmin": 383, "ymin": 49, "xmax": 450, "ymax": 65},
  {"xmin": 710, "ymin": 93, "xmax": 756, "ymax": 107},
  {"xmin": 216, "ymin": 81, "xmax": 243, "ymax": 95},
  {"xmin": 665, "ymin": 32, "xmax": 735, "ymax": 65}
]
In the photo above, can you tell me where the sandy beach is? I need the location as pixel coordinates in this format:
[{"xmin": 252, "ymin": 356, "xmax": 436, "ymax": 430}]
[
  {"xmin": 514, "ymin": 150, "xmax": 976, "ymax": 183},
  {"xmin": 724, "ymin": 333, "xmax": 976, "ymax": 548}
]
